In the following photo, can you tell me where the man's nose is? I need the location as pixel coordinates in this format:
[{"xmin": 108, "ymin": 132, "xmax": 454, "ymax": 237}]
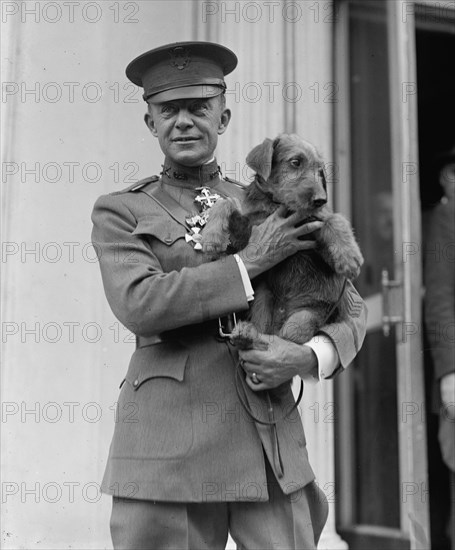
[{"xmin": 175, "ymin": 109, "xmax": 194, "ymax": 129}]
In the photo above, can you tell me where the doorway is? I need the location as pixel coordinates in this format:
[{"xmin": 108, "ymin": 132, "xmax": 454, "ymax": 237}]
[
  {"xmin": 416, "ymin": 24, "xmax": 455, "ymax": 550},
  {"xmin": 332, "ymin": 2, "xmax": 455, "ymax": 549}
]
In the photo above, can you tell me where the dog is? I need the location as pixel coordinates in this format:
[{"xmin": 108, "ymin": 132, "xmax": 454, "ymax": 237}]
[{"xmin": 200, "ymin": 133, "xmax": 364, "ymax": 350}]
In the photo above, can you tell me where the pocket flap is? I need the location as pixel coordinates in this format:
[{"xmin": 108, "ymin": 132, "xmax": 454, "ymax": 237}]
[
  {"xmin": 132, "ymin": 216, "xmax": 186, "ymax": 246},
  {"xmin": 124, "ymin": 341, "xmax": 189, "ymax": 390}
]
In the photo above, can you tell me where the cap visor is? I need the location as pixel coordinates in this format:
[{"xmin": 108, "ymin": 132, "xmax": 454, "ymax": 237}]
[{"xmin": 148, "ymin": 85, "xmax": 224, "ymax": 104}]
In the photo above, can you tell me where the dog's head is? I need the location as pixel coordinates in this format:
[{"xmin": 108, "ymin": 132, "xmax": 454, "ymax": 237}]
[{"xmin": 246, "ymin": 133, "xmax": 328, "ymax": 215}]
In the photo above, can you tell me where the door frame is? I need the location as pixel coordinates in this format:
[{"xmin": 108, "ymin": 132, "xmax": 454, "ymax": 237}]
[{"xmin": 332, "ymin": 1, "xmax": 440, "ymax": 548}]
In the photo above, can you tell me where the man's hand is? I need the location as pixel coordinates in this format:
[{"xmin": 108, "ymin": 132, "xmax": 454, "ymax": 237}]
[
  {"xmin": 441, "ymin": 372, "xmax": 455, "ymax": 420},
  {"xmin": 238, "ymin": 332, "xmax": 318, "ymax": 391},
  {"xmin": 238, "ymin": 205, "xmax": 323, "ymax": 279}
]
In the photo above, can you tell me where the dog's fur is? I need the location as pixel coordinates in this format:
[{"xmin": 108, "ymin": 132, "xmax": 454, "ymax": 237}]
[{"xmin": 201, "ymin": 133, "xmax": 364, "ymax": 350}]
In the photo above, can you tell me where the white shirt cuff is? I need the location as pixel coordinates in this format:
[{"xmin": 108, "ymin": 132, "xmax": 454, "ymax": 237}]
[
  {"xmin": 234, "ymin": 254, "xmax": 254, "ymax": 301},
  {"xmin": 303, "ymin": 338, "xmax": 340, "ymax": 382}
]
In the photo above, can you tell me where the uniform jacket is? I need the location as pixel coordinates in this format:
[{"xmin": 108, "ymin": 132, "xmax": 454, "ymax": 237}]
[
  {"xmin": 91, "ymin": 157, "xmax": 367, "ymax": 502},
  {"xmin": 423, "ymin": 194, "xmax": 455, "ymax": 471}
]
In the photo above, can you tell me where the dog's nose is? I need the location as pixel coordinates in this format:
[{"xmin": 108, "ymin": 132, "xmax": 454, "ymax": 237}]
[{"xmin": 312, "ymin": 198, "xmax": 327, "ymax": 208}]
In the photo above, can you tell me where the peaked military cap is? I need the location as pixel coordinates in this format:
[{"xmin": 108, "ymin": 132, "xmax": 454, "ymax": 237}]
[{"xmin": 126, "ymin": 41, "xmax": 238, "ymax": 103}]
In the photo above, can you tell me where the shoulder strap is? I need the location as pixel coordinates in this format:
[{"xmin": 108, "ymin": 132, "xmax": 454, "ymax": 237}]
[
  {"xmin": 110, "ymin": 175, "xmax": 160, "ymax": 195},
  {"xmin": 224, "ymin": 176, "xmax": 248, "ymax": 189},
  {"xmin": 216, "ymin": 178, "xmax": 247, "ymax": 201}
]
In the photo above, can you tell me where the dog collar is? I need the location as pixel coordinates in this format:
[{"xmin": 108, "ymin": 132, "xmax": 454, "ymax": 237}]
[{"xmin": 253, "ymin": 175, "xmax": 281, "ymax": 204}]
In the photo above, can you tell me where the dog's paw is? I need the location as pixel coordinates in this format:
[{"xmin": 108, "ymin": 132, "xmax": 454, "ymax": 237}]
[
  {"xmin": 200, "ymin": 231, "xmax": 229, "ymax": 256},
  {"xmin": 230, "ymin": 321, "xmax": 268, "ymax": 350},
  {"xmin": 230, "ymin": 321, "xmax": 256, "ymax": 349},
  {"xmin": 334, "ymin": 246, "xmax": 364, "ymax": 280}
]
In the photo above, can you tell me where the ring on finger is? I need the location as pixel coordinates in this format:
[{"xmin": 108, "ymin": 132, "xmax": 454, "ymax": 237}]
[{"xmin": 251, "ymin": 372, "xmax": 260, "ymax": 385}]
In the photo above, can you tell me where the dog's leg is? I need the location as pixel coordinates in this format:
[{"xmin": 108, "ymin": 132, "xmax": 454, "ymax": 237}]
[
  {"xmin": 229, "ymin": 320, "xmax": 269, "ymax": 351},
  {"xmin": 249, "ymin": 281, "xmax": 275, "ymax": 333},
  {"xmin": 317, "ymin": 213, "xmax": 364, "ymax": 280},
  {"xmin": 230, "ymin": 281, "xmax": 274, "ymax": 350},
  {"xmin": 279, "ymin": 309, "xmax": 324, "ymax": 344},
  {"xmin": 200, "ymin": 199, "xmax": 237, "ymax": 255}
]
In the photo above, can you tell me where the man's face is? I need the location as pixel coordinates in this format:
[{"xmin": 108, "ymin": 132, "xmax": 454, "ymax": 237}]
[{"xmin": 145, "ymin": 96, "xmax": 231, "ymax": 167}]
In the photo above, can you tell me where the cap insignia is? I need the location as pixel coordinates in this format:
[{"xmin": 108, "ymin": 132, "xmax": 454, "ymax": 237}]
[{"xmin": 169, "ymin": 46, "xmax": 191, "ymax": 70}]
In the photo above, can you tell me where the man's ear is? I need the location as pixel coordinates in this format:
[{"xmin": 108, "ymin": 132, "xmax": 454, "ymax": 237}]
[
  {"xmin": 217, "ymin": 108, "xmax": 231, "ymax": 135},
  {"xmin": 144, "ymin": 112, "xmax": 158, "ymax": 137},
  {"xmin": 246, "ymin": 138, "xmax": 274, "ymax": 181}
]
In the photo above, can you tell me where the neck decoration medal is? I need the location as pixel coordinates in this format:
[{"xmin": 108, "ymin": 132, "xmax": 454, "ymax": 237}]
[{"xmin": 185, "ymin": 187, "xmax": 221, "ymax": 250}]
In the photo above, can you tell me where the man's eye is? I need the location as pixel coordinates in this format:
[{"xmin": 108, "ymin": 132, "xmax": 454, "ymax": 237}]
[
  {"xmin": 192, "ymin": 102, "xmax": 207, "ymax": 113},
  {"xmin": 161, "ymin": 104, "xmax": 176, "ymax": 115},
  {"xmin": 290, "ymin": 159, "xmax": 301, "ymax": 167}
]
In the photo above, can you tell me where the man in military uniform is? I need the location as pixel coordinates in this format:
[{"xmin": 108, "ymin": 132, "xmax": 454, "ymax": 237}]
[{"xmin": 92, "ymin": 41, "xmax": 367, "ymax": 549}]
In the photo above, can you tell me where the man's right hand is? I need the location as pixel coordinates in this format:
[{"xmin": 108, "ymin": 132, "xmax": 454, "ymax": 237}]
[
  {"xmin": 238, "ymin": 205, "xmax": 324, "ymax": 279},
  {"xmin": 441, "ymin": 372, "xmax": 455, "ymax": 420}
]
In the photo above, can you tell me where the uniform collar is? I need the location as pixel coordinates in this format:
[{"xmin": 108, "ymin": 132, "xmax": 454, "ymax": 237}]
[{"xmin": 160, "ymin": 157, "xmax": 221, "ymax": 189}]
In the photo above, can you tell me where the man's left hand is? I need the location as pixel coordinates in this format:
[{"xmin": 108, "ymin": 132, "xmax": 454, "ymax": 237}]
[{"xmin": 238, "ymin": 333, "xmax": 318, "ymax": 391}]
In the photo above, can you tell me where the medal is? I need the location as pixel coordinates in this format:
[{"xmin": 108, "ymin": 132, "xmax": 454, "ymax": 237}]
[
  {"xmin": 194, "ymin": 187, "xmax": 221, "ymax": 208},
  {"xmin": 185, "ymin": 187, "xmax": 221, "ymax": 250}
]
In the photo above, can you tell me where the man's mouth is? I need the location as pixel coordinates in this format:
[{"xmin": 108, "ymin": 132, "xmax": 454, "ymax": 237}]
[{"xmin": 172, "ymin": 137, "xmax": 201, "ymax": 143}]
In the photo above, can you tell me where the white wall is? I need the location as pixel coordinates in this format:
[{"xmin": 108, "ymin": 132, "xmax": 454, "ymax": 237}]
[
  {"xmin": 1, "ymin": 1, "xmax": 334, "ymax": 548},
  {"xmin": 2, "ymin": 2, "xmax": 195, "ymax": 548}
]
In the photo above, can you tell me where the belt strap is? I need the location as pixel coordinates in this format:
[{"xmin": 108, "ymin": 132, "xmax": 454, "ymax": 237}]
[{"xmin": 136, "ymin": 316, "xmax": 236, "ymax": 348}]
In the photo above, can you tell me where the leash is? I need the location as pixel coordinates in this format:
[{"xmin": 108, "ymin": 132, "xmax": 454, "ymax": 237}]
[
  {"xmin": 231, "ymin": 276, "xmax": 348, "ymax": 425},
  {"xmin": 227, "ymin": 276, "xmax": 347, "ymax": 478},
  {"xmin": 228, "ymin": 344, "xmax": 304, "ymax": 427}
]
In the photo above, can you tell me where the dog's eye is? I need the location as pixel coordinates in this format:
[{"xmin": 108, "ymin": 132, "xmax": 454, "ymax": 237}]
[{"xmin": 290, "ymin": 159, "xmax": 301, "ymax": 167}]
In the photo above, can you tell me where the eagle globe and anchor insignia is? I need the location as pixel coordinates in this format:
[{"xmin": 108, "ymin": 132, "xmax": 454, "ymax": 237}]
[{"xmin": 169, "ymin": 46, "xmax": 191, "ymax": 70}]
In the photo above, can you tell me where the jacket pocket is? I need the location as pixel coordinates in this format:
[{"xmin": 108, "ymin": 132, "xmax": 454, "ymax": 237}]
[
  {"xmin": 132, "ymin": 216, "xmax": 187, "ymax": 246},
  {"xmin": 124, "ymin": 340, "xmax": 188, "ymax": 389},
  {"xmin": 111, "ymin": 341, "xmax": 193, "ymax": 460}
]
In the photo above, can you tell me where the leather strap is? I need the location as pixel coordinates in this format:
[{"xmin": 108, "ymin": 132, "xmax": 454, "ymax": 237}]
[
  {"xmin": 136, "ymin": 316, "xmax": 235, "ymax": 349},
  {"xmin": 140, "ymin": 180, "xmax": 235, "ymax": 232},
  {"xmin": 141, "ymin": 184, "xmax": 194, "ymax": 231}
]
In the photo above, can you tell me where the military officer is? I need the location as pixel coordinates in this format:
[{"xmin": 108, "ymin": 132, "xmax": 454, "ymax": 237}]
[{"xmin": 91, "ymin": 41, "xmax": 367, "ymax": 549}]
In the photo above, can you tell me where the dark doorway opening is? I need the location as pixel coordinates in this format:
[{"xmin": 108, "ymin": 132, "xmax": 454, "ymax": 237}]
[
  {"xmin": 416, "ymin": 29, "xmax": 455, "ymax": 208},
  {"xmin": 416, "ymin": 26, "xmax": 455, "ymax": 550}
]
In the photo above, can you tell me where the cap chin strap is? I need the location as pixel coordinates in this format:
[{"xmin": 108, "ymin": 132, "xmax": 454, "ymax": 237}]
[{"xmin": 144, "ymin": 82, "xmax": 226, "ymax": 103}]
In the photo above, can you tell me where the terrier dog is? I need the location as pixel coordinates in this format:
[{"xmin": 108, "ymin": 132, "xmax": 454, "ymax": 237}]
[{"xmin": 201, "ymin": 133, "xmax": 364, "ymax": 350}]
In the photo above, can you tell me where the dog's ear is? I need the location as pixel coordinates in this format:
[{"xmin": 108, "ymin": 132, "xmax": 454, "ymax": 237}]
[{"xmin": 246, "ymin": 138, "xmax": 274, "ymax": 181}]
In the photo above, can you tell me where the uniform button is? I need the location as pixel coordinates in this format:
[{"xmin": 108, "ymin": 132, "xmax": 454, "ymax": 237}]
[
  {"xmin": 133, "ymin": 379, "xmax": 139, "ymax": 387},
  {"xmin": 164, "ymin": 236, "xmax": 173, "ymax": 244}
]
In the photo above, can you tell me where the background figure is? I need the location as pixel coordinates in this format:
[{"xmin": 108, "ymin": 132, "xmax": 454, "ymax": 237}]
[{"xmin": 423, "ymin": 145, "xmax": 455, "ymax": 550}]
